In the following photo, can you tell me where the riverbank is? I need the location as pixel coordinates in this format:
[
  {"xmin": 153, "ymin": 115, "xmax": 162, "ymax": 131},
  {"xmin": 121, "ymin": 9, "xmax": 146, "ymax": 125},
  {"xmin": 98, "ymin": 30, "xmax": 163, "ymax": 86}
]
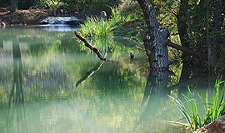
[
  {"xmin": 0, "ymin": 8, "xmax": 146, "ymax": 38},
  {"xmin": 0, "ymin": 8, "xmax": 86, "ymax": 26}
]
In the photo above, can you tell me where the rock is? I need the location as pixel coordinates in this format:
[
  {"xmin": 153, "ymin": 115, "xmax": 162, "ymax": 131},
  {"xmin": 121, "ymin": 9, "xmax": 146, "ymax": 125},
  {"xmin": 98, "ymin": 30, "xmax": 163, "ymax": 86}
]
[
  {"xmin": 39, "ymin": 16, "xmax": 81, "ymax": 25},
  {"xmin": 96, "ymin": 11, "xmax": 107, "ymax": 23},
  {"xmin": 194, "ymin": 115, "xmax": 225, "ymax": 133}
]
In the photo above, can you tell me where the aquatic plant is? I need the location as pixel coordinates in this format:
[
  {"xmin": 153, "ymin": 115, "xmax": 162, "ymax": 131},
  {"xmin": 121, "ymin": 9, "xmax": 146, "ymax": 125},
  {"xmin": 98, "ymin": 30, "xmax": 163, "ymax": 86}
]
[{"xmin": 169, "ymin": 78, "xmax": 225, "ymax": 131}]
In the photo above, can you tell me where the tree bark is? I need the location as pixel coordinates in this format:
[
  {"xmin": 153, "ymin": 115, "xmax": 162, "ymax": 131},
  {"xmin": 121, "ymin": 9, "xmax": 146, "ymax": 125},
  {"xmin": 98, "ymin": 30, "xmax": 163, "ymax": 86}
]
[
  {"xmin": 177, "ymin": 0, "xmax": 194, "ymax": 80},
  {"xmin": 206, "ymin": 0, "xmax": 211, "ymax": 72},
  {"xmin": 137, "ymin": 0, "xmax": 169, "ymax": 70}
]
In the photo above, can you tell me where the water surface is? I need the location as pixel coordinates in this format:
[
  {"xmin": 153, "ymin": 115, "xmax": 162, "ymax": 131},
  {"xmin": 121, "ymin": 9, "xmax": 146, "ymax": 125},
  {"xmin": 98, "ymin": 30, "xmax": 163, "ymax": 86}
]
[{"xmin": 0, "ymin": 25, "xmax": 217, "ymax": 133}]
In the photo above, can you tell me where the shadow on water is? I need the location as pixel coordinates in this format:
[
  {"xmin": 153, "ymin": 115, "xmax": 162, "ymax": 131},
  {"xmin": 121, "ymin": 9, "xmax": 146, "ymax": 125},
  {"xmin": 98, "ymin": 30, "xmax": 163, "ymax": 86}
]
[{"xmin": 7, "ymin": 39, "xmax": 27, "ymax": 133}]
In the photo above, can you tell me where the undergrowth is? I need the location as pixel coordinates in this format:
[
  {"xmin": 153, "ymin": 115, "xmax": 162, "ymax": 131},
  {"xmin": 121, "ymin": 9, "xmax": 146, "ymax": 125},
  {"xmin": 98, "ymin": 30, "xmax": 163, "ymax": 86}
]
[{"xmin": 169, "ymin": 78, "xmax": 225, "ymax": 131}]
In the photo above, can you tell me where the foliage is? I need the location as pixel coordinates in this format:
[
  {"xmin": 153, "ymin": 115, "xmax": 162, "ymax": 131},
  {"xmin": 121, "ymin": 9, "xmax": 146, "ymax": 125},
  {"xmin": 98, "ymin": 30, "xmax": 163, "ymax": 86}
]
[
  {"xmin": 79, "ymin": 6, "xmax": 141, "ymax": 38},
  {"xmin": 0, "ymin": 0, "xmax": 120, "ymax": 11},
  {"xmin": 42, "ymin": 0, "xmax": 67, "ymax": 9},
  {"xmin": 79, "ymin": 18, "xmax": 113, "ymax": 38},
  {"xmin": 169, "ymin": 78, "xmax": 225, "ymax": 131},
  {"xmin": 141, "ymin": 0, "xmax": 225, "ymax": 72},
  {"xmin": 118, "ymin": 0, "xmax": 142, "ymax": 15}
]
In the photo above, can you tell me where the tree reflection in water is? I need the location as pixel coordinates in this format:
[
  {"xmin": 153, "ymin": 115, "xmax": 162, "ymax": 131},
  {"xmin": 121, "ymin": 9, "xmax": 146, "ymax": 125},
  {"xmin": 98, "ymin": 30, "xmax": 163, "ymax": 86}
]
[
  {"xmin": 137, "ymin": 70, "xmax": 170, "ymax": 129},
  {"xmin": 7, "ymin": 40, "xmax": 27, "ymax": 133}
]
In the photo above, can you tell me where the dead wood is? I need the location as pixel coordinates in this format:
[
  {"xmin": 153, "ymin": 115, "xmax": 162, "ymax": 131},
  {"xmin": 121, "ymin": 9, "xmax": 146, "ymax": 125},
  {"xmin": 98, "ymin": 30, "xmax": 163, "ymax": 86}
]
[{"xmin": 74, "ymin": 31, "xmax": 108, "ymax": 61}]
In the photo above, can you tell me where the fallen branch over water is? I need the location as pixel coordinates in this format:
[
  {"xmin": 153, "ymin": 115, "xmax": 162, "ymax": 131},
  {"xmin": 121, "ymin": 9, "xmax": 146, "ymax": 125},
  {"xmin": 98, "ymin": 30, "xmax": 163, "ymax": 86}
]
[{"xmin": 74, "ymin": 31, "xmax": 108, "ymax": 61}]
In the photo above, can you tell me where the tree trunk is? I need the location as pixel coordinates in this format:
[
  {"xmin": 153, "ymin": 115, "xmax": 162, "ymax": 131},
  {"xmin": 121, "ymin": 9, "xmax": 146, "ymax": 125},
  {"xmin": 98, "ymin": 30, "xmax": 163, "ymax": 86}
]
[
  {"xmin": 206, "ymin": 0, "xmax": 211, "ymax": 72},
  {"xmin": 137, "ymin": 0, "xmax": 169, "ymax": 70},
  {"xmin": 176, "ymin": 0, "xmax": 193, "ymax": 80},
  {"xmin": 182, "ymin": 0, "xmax": 194, "ymax": 50},
  {"xmin": 211, "ymin": 0, "xmax": 222, "ymax": 68},
  {"xmin": 10, "ymin": 0, "xmax": 18, "ymax": 12},
  {"xmin": 177, "ymin": 0, "xmax": 189, "ymax": 55}
]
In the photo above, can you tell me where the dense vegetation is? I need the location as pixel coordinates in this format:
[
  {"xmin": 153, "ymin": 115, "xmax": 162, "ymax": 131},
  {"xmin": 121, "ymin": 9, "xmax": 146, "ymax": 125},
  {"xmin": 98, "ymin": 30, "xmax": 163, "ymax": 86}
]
[
  {"xmin": 0, "ymin": 0, "xmax": 120, "ymax": 9},
  {"xmin": 0, "ymin": 0, "xmax": 121, "ymax": 15},
  {"xmin": 77, "ymin": 0, "xmax": 224, "ymax": 73}
]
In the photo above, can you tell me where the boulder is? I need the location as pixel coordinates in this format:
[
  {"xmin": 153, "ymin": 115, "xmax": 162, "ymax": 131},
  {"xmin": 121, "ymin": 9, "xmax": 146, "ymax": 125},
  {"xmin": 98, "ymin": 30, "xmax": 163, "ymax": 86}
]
[
  {"xmin": 194, "ymin": 115, "xmax": 225, "ymax": 133},
  {"xmin": 39, "ymin": 16, "xmax": 81, "ymax": 25}
]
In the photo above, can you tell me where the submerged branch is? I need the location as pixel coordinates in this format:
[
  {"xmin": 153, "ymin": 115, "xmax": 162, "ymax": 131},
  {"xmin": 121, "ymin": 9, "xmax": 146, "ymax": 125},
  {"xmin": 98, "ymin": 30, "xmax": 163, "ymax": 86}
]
[{"xmin": 74, "ymin": 31, "xmax": 108, "ymax": 61}]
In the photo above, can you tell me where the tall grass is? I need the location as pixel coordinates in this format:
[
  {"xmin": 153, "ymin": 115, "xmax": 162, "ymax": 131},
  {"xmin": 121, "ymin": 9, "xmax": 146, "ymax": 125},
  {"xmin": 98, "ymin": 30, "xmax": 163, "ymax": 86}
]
[
  {"xmin": 169, "ymin": 78, "xmax": 225, "ymax": 131},
  {"xmin": 79, "ymin": 7, "xmax": 141, "ymax": 38},
  {"xmin": 79, "ymin": 18, "xmax": 113, "ymax": 38}
]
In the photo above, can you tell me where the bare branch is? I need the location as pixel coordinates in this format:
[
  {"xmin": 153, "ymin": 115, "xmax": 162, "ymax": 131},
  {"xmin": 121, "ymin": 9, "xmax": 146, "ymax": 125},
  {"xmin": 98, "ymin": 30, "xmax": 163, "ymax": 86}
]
[{"xmin": 74, "ymin": 31, "xmax": 108, "ymax": 61}]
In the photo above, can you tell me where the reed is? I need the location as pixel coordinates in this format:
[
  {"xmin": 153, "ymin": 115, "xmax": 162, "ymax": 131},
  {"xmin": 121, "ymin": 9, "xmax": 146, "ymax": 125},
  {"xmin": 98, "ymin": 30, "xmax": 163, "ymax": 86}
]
[
  {"xmin": 79, "ymin": 7, "xmax": 141, "ymax": 38},
  {"xmin": 169, "ymin": 78, "xmax": 225, "ymax": 131},
  {"xmin": 79, "ymin": 17, "xmax": 113, "ymax": 38}
]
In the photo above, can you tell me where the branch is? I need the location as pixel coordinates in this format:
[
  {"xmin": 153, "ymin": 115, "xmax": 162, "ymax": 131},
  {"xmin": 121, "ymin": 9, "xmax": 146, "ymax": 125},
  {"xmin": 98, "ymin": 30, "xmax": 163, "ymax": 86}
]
[
  {"xmin": 166, "ymin": 39, "xmax": 207, "ymax": 59},
  {"xmin": 74, "ymin": 31, "xmax": 108, "ymax": 61}
]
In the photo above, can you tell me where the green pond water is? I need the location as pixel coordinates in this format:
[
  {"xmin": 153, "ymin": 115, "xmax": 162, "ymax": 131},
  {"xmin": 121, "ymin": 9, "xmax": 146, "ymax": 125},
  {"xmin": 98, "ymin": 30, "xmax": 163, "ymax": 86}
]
[{"xmin": 0, "ymin": 25, "xmax": 218, "ymax": 133}]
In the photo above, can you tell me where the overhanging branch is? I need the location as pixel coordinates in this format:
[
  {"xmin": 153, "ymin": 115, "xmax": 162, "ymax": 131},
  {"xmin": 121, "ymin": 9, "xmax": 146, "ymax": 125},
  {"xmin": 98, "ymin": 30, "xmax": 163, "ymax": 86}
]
[
  {"xmin": 166, "ymin": 39, "xmax": 207, "ymax": 59},
  {"xmin": 74, "ymin": 31, "xmax": 108, "ymax": 61}
]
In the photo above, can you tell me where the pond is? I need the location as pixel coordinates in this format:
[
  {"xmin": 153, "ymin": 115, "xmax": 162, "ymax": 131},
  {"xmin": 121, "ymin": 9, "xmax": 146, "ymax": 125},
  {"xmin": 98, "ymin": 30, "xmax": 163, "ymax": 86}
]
[{"xmin": 0, "ymin": 25, "xmax": 219, "ymax": 133}]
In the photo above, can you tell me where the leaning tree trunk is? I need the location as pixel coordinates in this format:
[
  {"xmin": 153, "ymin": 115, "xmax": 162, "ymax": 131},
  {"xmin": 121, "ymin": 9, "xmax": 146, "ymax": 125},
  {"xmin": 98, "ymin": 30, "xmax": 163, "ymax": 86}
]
[{"xmin": 137, "ymin": 0, "xmax": 170, "ymax": 70}]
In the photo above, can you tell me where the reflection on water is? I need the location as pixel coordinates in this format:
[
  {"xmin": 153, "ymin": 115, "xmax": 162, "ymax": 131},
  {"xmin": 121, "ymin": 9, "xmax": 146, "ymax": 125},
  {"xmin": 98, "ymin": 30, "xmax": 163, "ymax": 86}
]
[
  {"xmin": 7, "ymin": 40, "xmax": 27, "ymax": 133},
  {"xmin": 37, "ymin": 24, "xmax": 79, "ymax": 32},
  {"xmin": 0, "ymin": 26, "xmax": 219, "ymax": 133}
]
